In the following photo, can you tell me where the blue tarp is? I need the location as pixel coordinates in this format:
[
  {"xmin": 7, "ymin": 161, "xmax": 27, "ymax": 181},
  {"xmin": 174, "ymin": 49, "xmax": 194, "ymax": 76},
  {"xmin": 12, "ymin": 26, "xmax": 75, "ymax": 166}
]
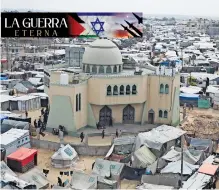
[
  {"xmin": 0, "ymin": 77, "xmax": 8, "ymax": 80},
  {"xmin": 160, "ymin": 60, "xmax": 182, "ymax": 66},
  {"xmin": 0, "ymin": 114, "xmax": 8, "ymax": 121},
  {"xmin": 180, "ymin": 93, "xmax": 200, "ymax": 100}
]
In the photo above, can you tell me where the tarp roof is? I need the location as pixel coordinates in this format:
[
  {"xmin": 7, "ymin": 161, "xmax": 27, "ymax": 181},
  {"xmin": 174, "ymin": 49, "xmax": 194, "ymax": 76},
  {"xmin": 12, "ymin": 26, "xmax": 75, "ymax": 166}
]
[
  {"xmin": 70, "ymin": 171, "xmax": 97, "ymax": 190},
  {"xmin": 0, "ymin": 114, "xmax": 8, "ymax": 121},
  {"xmin": 181, "ymin": 172, "xmax": 211, "ymax": 189},
  {"xmin": 2, "ymin": 119, "xmax": 29, "ymax": 129},
  {"xmin": 162, "ymin": 147, "xmax": 204, "ymax": 165},
  {"xmin": 11, "ymin": 95, "xmax": 39, "ymax": 101},
  {"xmin": 0, "ymin": 161, "xmax": 17, "ymax": 177},
  {"xmin": 92, "ymin": 158, "xmax": 124, "ymax": 178},
  {"xmin": 19, "ymin": 168, "xmax": 49, "ymax": 189},
  {"xmin": 7, "ymin": 147, "xmax": 37, "ymax": 161},
  {"xmin": 0, "ymin": 129, "xmax": 29, "ymax": 146},
  {"xmin": 113, "ymin": 136, "xmax": 136, "ymax": 146},
  {"xmin": 190, "ymin": 138, "xmax": 212, "ymax": 150},
  {"xmin": 137, "ymin": 183, "xmax": 174, "ymax": 189},
  {"xmin": 161, "ymin": 160, "xmax": 199, "ymax": 175},
  {"xmin": 133, "ymin": 145, "xmax": 156, "ymax": 169},
  {"xmin": 180, "ymin": 86, "xmax": 202, "ymax": 94},
  {"xmin": 135, "ymin": 125, "xmax": 186, "ymax": 150},
  {"xmin": 28, "ymin": 78, "xmax": 43, "ymax": 86},
  {"xmin": 198, "ymin": 163, "xmax": 218, "ymax": 176},
  {"xmin": 51, "ymin": 144, "xmax": 78, "ymax": 161},
  {"xmin": 180, "ymin": 93, "xmax": 200, "ymax": 99}
]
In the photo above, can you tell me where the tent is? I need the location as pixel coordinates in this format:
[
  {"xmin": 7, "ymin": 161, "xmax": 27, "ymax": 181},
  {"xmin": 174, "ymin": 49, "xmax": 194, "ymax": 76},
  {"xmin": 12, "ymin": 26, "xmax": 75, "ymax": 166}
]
[
  {"xmin": 190, "ymin": 138, "xmax": 213, "ymax": 154},
  {"xmin": 0, "ymin": 161, "xmax": 17, "ymax": 177},
  {"xmin": 181, "ymin": 172, "xmax": 212, "ymax": 189},
  {"xmin": 162, "ymin": 147, "xmax": 205, "ymax": 165},
  {"xmin": 1, "ymin": 119, "xmax": 29, "ymax": 134},
  {"xmin": 19, "ymin": 168, "xmax": 50, "ymax": 189},
  {"xmin": 13, "ymin": 81, "xmax": 36, "ymax": 94},
  {"xmin": 10, "ymin": 95, "xmax": 41, "ymax": 111},
  {"xmin": 97, "ymin": 176, "xmax": 118, "ymax": 189},
  {"xmin": 132, "ymin": 145, "xmax": 156, "ymax": 169},
  {"xmin": 137, "ymin": 183, "xmax": 174, "ymax": 189},
  {"xmin": 105, "ymin": 136, "xmax": 135, "ymax": 163},
  {"xmin": 0, "ymin": 129, "xmax": 31, "ymax": 156},
  {"xmin": 70, "ymin": 171, "xmax": 97, "ymax": 190},
  {"xmin": 161, "ymin": 160, "xmax": 199, "ymax": 175},
  {"xmin": 29, "ymin": 93, "xmax": 49, "ymax": 107},
  {"xmin": 135, "ymin": 125, "xmax": 185, "ymax": 151},
  {"xmin": 51, "ymin": 144, "xmax": 78, "ymax": 168},
  {"xmin": 180, "ymin": 93, "xmax": 200, "ymax": 107},
  {"xmin": 0, "ymin": 114, "xmax": 8, "ymax": 122},
  {"xmin": 7, "ymin": 147, "xmax": 37, "ymax": 173},
  {"xmin": 92, "ymin": 158, "xmax": 125, "ymax": 181}
]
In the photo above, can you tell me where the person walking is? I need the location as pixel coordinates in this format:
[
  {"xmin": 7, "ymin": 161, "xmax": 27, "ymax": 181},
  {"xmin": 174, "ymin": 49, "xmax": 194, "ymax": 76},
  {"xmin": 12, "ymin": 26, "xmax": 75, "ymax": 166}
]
[
  {"xmin": 80, "ymin": 132, "xmax": 84, "ymax": 142},
  {"xmin": 116, "ymin": 129, "xmax": 119, "ymax": 138},
  {"xmin": 34, "ymin": 119, "xmax": 37, "ymax": 128},
  {"xmin": 25, "ymin": 111, "xmax": 28, "ymax": 118},
  {"xmin": 102, "ymin": 130, "xmax": 105, "ymax": 139},
  {"xmin": 41, "ymin": 108, "xmax": 44, "ymax": 116}
]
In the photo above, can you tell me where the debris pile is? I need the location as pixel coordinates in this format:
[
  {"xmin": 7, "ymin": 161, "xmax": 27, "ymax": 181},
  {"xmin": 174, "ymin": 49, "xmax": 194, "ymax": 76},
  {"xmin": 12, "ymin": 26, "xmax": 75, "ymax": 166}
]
[{"xmin": 182, "ymin": 114, "xmax": 219, "ymax": 140}]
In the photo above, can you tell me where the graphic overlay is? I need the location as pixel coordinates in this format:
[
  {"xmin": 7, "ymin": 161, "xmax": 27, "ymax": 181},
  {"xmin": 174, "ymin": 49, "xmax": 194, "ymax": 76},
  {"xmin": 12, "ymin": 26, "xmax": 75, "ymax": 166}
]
[{"xmin": 1, "ymin": 12, "xmax": 143, "ymax": 38}]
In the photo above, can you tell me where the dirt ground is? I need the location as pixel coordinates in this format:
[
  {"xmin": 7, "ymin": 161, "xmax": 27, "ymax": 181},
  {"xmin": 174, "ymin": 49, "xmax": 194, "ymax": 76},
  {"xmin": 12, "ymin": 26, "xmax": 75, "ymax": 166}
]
[
  {"xmin": 27, "ymin": 148, "xmax": 139, "ymax": 189},
  {"xmin": 181, "ymin": 107, "xmax": 219, "ymax": 140}
]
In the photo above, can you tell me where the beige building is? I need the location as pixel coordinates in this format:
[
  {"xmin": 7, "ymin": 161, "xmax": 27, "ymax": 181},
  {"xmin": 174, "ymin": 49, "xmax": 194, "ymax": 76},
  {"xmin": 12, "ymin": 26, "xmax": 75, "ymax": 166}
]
[{"xmin": 45, "ymin": 39, "xmax": 180, "ymax": 134}]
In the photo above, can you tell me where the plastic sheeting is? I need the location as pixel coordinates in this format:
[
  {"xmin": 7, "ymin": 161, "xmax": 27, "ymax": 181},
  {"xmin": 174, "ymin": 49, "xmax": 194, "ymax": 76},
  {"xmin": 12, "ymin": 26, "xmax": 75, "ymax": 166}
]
[
  {"xmin": 121, "ymin": 165, "xmax": 145, "ymax": 180},
  {"xmin": 1, "ymin": 119, "xmax": 29, "ymax": 134},
  {"xmin": 137, "ymin": 183, "xmax": 174, "ymax": 189},
  {"xmin": 135, "ymin": 125, "xmax": 186, "ymax": 151},
  {"xmin": 162, "ymin": 147, "xmax": 205, "ymax": 165},
  {"xmin": 70, "ymin": 171, "xmax": 97, "ymax": 190},
  {"xmin": 161, "ymin": 160, "xmax": 199, "ymax": 175},
  {"xmin": 181, "ymin": 172, "xmax": 211, "ymax": 189},
  {"xmin": 132, "ymin": 146, "xmax": 156, "ymax": 169},
  {"xmin": 92, "ymin": 158, "xmax": 124, "ymax": 181}
]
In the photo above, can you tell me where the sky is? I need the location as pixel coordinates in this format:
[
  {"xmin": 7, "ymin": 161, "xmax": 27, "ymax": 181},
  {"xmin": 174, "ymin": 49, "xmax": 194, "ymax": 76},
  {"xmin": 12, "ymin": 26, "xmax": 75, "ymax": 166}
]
[{"xmin": 1, "ymin": 0, "xmax": 219, "ymax": 17}]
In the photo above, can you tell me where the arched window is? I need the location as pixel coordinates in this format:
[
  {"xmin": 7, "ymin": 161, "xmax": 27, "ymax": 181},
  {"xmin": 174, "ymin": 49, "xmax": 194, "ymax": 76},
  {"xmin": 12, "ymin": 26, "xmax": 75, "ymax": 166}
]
[
  {"xmin": 160, "ymin": 84, "xmax": 164, "ymax": 93},
  {"xmin": 120, "ymin": 85, "xmax": 124, "ymax": 95},
  {"xmin": 107, "ymin": 85, "xmax": 112, "ymax": 96},
  {"xmin": 99, "ymin": 65, "xmax": 104, "ymax": 73},
  {"xmin": 126, "ymin": 85, "xmax": 130, "ymax": 95},
  {"xmin": 164, "ymin": 110, "xmax": 168, "ymax": 118},
  {"xmin": 165, "ymin": 84, "xmax": 169, "ymax": 94},
  {"xmin": 86, "ymin": 65, "xmax": 90, "ymax": 73},
  {"xmin": 113, "ymin": 85, "xmax": 118, "ymax": 95},
  {"xmin": 92, "ymin": 65, "xmax": 97, "ymax": 73},
  {"xmin": 76, "ymin": 94, "xmax": 78, "ymax": 111},
  {"xmin": 113, "ymin": 65, "xmax": 117, "ymax": 73},
  {"xmin": 159, "ymin": 110, "xmax": 163, "ymax": 118},
  {"xmin": 106, "ymin": 66, "xmax": 111, "ymax": 73},
  {"xmin": 132, "ymin": 85, "xmax": 137, "ymax": 95}
]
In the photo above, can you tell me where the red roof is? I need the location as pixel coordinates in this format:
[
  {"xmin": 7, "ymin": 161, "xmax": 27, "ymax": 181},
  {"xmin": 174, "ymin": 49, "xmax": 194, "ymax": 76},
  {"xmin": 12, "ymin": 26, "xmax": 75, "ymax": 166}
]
[
  {"xmin": 1, "ymin": 59, "xmax": 7, "ymax": 63},
  {"xmin": 7, "ymin": 147, "xmax": 37, "ymax": 162}
]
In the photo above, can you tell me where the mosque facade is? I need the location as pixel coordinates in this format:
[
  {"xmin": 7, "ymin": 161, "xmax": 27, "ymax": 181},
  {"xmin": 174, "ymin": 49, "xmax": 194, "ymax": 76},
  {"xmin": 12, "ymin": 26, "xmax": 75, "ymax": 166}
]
[{"xmin": 44, "ymin": 39, "xmax": 180, "ymax": 134}]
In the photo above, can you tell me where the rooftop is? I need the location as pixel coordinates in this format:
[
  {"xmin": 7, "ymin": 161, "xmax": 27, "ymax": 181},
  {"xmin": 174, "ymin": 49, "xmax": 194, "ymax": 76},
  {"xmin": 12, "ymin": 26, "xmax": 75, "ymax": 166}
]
[{"xmin": 7, "ymin": 147, "xmax": 37, "ymax": 161}]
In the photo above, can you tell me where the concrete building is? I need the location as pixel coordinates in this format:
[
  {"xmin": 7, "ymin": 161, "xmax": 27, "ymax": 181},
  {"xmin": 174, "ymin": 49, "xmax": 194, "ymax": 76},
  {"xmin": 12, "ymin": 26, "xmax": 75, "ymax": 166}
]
[{"xmin": 45, "ymin": 39, "xmax": 180, "ymax": 134}]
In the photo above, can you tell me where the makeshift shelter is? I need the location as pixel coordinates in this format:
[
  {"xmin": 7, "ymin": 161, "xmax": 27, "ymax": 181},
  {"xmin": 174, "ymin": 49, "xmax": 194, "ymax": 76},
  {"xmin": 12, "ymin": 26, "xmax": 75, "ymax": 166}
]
[
  {"xmin": 121, "ymin": 165, "xmax": 146, "ymax": 181},
  {"xmin": 92, "ymin": 158, "xmax": 125, "ymax": 181},
  {"xmin": 28, "ymin": 77, "xmax": 43, "ymax": 87},
  {"xmin": 141, "ymin": 174, "xmax": 180, "ymax": 188},
  {"xmin": 13, "ymin": 81, "xmax": 36, "ymax": 94},
  {"xmin": 161, "ymin": 160, "xmax": 199, "ymax": 175},
  {"xmin": 0, "ymin": 95, "xmax": 13, "ymax": 111},
  {"xmin": 132, "ymin": 145, "xmax": 156, "ymax": 169},
  {"xmin": 190, "ymin": 138, "xmax": 213, "ymax": 154},
  {"xmin": 0, "ymin": 161, "xmax": 17, "ymax": 177},
  {"xmin": 70, "ymin": 171, "xmax": 97, "ymax": 190},
  {"xmin": 37, "ymin": 85, "xmax": 44, "ymax": 92},
  {"xmin": 0, "ymin": 129, "xmax": 31, "ymax": 156},
  {"xmin": 51, "ymin": 144, "xmax": 78, "ymax": 168},
  {"xmin": 1, "ymin": 119, "xmax": 29, "ymax": 134},
  {"xmin": 180, "ymin": 93, "xmax": 200, "ymax": 107},
  {"xmin": 30, "ymin": 93, "xmax": 49, "ymax": 107},
  {"xmin": 7, "ymin": 147, "xmax": 37, "ymax": 173},
  {"xmin": 181, "ymin": 172, "xmax": 212, "ymax": 189},
  {"xmin": 97, "ymin": 176, "xmax": 118, "ymax": 189},
  {"xmin": 0, "ymin": 114, "xmax": 8, "ymax": 123},
  {"xmin": 10, "ymin": 95, "xmax": 41, "ymax": 111},
  {"xmin": 135, "ymin": 125, "xmax": 185, "ymax": 156},
  {"xmin": 162, "ymin": 146, "xmax": 205, "ymax": 165},
  {"xmin": 137, "ymin": 183, "xmax": 174, "ymax": 189},
  {"xmin": 198, "ymin": 163, "xmax": 219, "ymax": 176},
  {"xmin": 19, "ymin": 168, "xmax": 50, "ymax": 189},
  {"xmin": 105, "ymin": 136, "xmax": 135, "ymax": 163}
]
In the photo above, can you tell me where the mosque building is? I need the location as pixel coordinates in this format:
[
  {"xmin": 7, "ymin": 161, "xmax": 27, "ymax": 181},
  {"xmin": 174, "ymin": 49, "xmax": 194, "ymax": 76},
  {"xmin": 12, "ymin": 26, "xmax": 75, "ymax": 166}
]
[{"xmin": 44, "ymin": 39, "xmax": 180, "ymax": 134}]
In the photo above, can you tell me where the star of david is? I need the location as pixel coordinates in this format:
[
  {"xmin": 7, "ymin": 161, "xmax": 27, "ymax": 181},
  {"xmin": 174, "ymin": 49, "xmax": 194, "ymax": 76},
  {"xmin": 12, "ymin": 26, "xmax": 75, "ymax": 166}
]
[{"xmin": 91, "ymin": 18, "xmax": 105, "ymax": 35}]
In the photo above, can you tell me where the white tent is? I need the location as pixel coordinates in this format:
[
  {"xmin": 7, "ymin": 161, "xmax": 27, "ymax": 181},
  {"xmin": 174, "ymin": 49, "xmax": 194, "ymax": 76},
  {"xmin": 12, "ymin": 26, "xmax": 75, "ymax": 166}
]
[
  {"xmin": 28, "ymin": 77, "xmax": 43, "ymax": 86},
  {"xmin": 135, "ymin": 125, "xmax": 186, "ymax": 151},
  {"xmin": 161, "ymin": 160, "xmax": 199, "ymax": 175},
  {"xmin": 51, "ymin": 144, "xmax": 78, "ymax": 168},
  {"xmin": 0, "ymin": 161, "xmax": 17, "ymax": 177},
  {"xmin": 10, "ymin": 95, "xmax": 41, "ymax": 111}
]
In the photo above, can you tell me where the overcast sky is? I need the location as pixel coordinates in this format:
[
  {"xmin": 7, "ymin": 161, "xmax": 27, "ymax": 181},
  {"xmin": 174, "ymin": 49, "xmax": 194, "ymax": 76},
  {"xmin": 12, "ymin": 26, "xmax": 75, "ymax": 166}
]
[{"xmin": 1, "ymin": 0, "xmax": 219, "ymax": 17}]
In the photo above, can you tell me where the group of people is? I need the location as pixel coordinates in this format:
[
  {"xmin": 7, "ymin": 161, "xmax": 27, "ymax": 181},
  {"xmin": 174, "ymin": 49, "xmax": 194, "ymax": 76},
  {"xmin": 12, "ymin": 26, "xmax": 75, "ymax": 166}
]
[
  {"xmin": 33, "ymin": 107, "xmax": 49, "ymax": 130},
  {"xmin": 79, "ymin": 129, "xmax": 121, "ymax": 142}
]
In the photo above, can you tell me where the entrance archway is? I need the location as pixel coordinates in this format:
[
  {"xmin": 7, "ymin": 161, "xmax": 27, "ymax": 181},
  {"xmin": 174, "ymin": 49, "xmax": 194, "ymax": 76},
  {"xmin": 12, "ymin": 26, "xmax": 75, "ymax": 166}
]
[
  {"xmin": 123, "ymin": 105, "xmax": 135, "ymax": 124},
  {"xmin": 99, "ymin": 106, "xmax": 112, "ymax": 126}
]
